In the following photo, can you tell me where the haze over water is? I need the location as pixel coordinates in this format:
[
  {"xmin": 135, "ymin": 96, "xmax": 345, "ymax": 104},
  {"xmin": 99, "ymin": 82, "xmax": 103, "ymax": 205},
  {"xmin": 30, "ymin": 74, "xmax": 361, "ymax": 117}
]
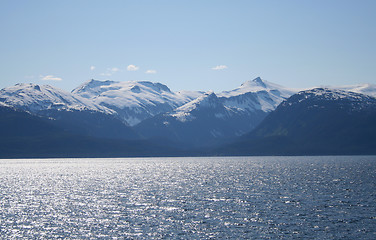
[{"xmin": 0, "ymin": 156, "xmax": 375, "ymax": 239}]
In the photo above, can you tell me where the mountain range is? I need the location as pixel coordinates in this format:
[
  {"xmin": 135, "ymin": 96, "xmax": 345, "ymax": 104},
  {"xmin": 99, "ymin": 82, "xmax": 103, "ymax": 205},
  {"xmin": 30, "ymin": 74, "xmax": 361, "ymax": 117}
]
[
  {"xmin": 220, "ymin": 88, "xmax": 376, "ymax": 155},
  {"xmin": 1, "ymin": 77, "xmax": 375, "ymax": 157},
  {"xmin": 135, "ymin": 78, "xmax": 295, "ymax": 148}
]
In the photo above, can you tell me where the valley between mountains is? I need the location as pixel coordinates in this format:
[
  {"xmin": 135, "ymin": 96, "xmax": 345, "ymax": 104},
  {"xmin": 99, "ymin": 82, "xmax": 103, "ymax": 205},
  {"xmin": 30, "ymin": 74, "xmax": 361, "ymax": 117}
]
[{"xmin": 1, "ymin": 77, "xmax": 375, "ymax": 158}]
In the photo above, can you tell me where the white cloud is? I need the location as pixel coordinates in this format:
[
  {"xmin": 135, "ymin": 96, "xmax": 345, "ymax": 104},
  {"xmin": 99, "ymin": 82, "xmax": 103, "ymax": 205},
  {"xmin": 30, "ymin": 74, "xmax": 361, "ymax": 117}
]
[
  {"xmin": 90, "ymin": 66, "xmax": 95, "ymax": 71},
  {"xmin": 41, "ymin": 75, "xmax": 62, "ymax": 81},
  {"xmin": 109, "ymin": 67, "xmax": 120, "ymax": 72},
  {"xmin": 127, "ymin": 64, "xmax": 139, "ymax": 71},
  {"xmin": 100, "ymin": 67, "xmax": 120, "ymax": 76},
  {"xmin": 212, "ymin": 65, "xmax": 228, "ymax": 70},
  {"xmin": 100, "ymin": 73, "xmax": 112, "ymax": 76},
  {"xmin": 146, "ymin": 69, "xmax": 157, "ymax": 74}
]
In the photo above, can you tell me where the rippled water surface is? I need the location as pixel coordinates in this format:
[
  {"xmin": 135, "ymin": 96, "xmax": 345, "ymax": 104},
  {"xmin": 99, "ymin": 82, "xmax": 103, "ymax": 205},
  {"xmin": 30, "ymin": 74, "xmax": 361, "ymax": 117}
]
[{"xmin": 0, "ymin": 156, "xmax": 375, "ymax": 239}]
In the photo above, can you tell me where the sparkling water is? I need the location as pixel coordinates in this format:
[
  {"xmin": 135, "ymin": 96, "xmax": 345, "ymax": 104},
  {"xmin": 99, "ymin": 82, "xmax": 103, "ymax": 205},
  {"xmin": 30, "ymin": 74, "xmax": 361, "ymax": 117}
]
[{"xmin": 0, "ymin": 156, "xmax": 375, "ymax": 239}]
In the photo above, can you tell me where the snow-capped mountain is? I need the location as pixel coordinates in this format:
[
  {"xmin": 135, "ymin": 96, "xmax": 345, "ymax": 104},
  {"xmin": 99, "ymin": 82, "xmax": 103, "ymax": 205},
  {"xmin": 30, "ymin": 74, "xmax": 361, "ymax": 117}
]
[
  {"xmin": 72, "ymin": 79, "xmax": 203, "ymax": 125},
  {"xmin": 219, "ymin": 77, "xmax": 294, "ymax": 98},
  {"xmin": 171, "ymin": 91, "xmax": 224, "ymax": 122},
  {"xmin": 135, "ymin": 77, "xmax": 296, "ymax": 148},
  {"xmin": 218, "ymin": 77, "xmax": 296, "ymax": 113},
  {"xmin": 2, "ymin": 77, "xmax": 376, "ymax": 156},
  {"xmin": 221, "ymin": 88, "xmax": 376, "ymax": 155},
  {"xmin": 135, "ymin": 91, "xmax": 253, "ymax": 148},
  {"xmin": 332, "ymin": 83, "xmax": 376, "ymax": 98},
  {"xmin": 294, "ymin": 87, "xmax": 376, "ymax": 102},
  {"xmin": 0, "ymin": 83, "xmax": 113, "ymax": 114},
  {"xmin": 167, "ymin": 77, "xmax": 296, "ymax": 123},
  {"xmin": 282, "ymin": 87, "xmax": 376, "ymax": 112},
  {"xmin": 0, "ymin": 83, "xmax": 140, "ymax": 140}
]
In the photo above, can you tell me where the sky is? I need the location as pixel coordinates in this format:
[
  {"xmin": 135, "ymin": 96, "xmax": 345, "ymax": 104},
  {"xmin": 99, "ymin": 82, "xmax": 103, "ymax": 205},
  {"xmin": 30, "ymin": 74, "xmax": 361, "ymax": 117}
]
[{"xmin": 1, "ymin": 0, "xmax": 376, "ymax": 92}]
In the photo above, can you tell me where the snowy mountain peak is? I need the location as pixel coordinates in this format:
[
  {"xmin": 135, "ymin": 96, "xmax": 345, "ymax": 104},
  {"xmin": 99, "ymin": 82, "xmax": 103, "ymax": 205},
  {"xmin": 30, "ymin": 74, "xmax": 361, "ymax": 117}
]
[
  {"xmin": 14, "ymin": 82, "xmax": 46, "ymax": 90},
  {"xmin": 253, "ymin": 76, "xmax": 263, "ymax": 82},
  {"xmin": 242, "ymin": 77, "xmax": 291, "ymax": 92},
  {"xmin": 203, "ymin": 90, "xmax": 216, "ymax": 97},
  {"xmin": 330, "ymin": 83, "xmax": 376, "ymax": 98},
  {"xmin": 283, "ymin": 88, "xmax": 376, "ymax": 111},
  {"xmin": 177, "ymin": 91, "xmax": 219, "ymax": 110},
  {"xmin": 71, "ymin": 79, "xmax": 202, "ymax": 126},
  {"xmin": 80, "ymin": 79, "xmax": 116, "ymax": 90},
  {"xmin": 298, "ymin": 88, "xmax": 375, "ymax": 101},
  {"xmin": 242, "ymin": 77, "xmax": 266, "ymax": 88},
  {"xmin": 137, "ymin": 81, "xmax": 171, "ymax": 93},
  {"xmin": 219, "ymin": 77, "xmax": 295, "ymax": 99},
  {"xmin": 193, "ymin": 91, "xmax": 218, "ymax": 103},
  {"xmin": 171, "ymin": 91, "xmax": 222, "ymax": 122},
  {"xmin": 72, "ymin": 79, "xmax": 172, "ymax": 98},
  {"xmin": 12, "ymin": 83, "xmax": 44, "ymax": 92},
  {"xmin": 0, "ymin": 82, "xmax": 113, "ymax": 114},
  {"xmin": 87, "ymin": 78, "xmax": 115, "ymax": 85},
  {"xmin": 216, "ymin": 77, "xmax": 296, "ymax": 113},
  {"xmin": 72, "ymin": 79, "xmax": 116, "ymax": 97}
]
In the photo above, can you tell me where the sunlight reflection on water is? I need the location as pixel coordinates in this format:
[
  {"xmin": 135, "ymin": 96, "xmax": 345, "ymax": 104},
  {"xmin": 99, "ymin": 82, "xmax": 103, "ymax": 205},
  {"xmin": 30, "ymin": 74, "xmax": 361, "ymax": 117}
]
[{"xmin": 0, "ymin": 156, "xmax": 375, "ymax": 239}]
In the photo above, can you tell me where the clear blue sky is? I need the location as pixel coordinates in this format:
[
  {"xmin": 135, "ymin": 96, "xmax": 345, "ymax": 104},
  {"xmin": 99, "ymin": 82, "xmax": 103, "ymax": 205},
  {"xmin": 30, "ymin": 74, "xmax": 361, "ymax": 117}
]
[{"xmin": 1, "ymin": 0, "xmax": 375, "ymax": 92}]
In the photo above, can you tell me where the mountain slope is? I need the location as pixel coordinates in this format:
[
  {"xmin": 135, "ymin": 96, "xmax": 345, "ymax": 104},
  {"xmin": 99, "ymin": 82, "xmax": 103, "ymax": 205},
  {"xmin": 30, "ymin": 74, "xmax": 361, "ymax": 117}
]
[
  {"xmin": 0, "ymin": 105, "xmax": 182, "ymax": 158},
  {"xmin": 0, "ymin": 83, "xmax": 138, "ymax": 140},
  {"xmin": 0, "ymin": 104, "xmax": 62, "ymax": 139},
  {"xmin": 135, "ymin": 92, "xmax": 254, "ymax": 148},
  {"xmin": 40, "ymin": 109, "xmax": 139, "ymax": 140},
  {"xmin": 135, "ymin": 77, "xmax": 296, "ymax": 148},
  {"xmin": 333, "ymin": 83, "xmax": 376, "ymax": 98},
  {"xmin": 0, "ymin": 83, "xmax": 112, "ymax": 114},
  {"xmin": 220, "ymin": 88, "xmax": 376, "ymax": 155},
  {"xmin": 72, "ymin": 79, "xmax": 203, "ymax": 126},
  {"xmin": 2, "ymin": 78, "xmax": 375, "ymax": 157},
  {"xmin": 218, "ymin": 77, "xmax": 295, "ymax": 112}
]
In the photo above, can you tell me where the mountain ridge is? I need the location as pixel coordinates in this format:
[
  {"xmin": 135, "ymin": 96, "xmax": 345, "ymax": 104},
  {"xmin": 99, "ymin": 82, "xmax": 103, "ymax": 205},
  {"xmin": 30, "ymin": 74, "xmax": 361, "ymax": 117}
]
[
  {"xmin": 72, "ymin": 79, "xmax": 203, "ymax": 126},
  {"xmin": 134, "ymin": 78, "xmax": 298, "ymax": 148},
  {"xmin": 219, "ymin": 88, "xmax": 376, "ymax": 155},
  {"xmin": 1, "ymin": 77, "xmax": 376, "ymax": 157},
  {"xmin": 0, "ymin": 83, "xmax": 114, "ymax": 114}
]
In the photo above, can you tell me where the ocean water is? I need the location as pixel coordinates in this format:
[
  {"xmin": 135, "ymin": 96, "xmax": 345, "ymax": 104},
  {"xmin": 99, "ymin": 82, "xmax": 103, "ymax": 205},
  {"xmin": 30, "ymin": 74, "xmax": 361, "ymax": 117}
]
[{"xmin": 0, "ymin": 156, "xmax": 375, "ymax": 239}]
